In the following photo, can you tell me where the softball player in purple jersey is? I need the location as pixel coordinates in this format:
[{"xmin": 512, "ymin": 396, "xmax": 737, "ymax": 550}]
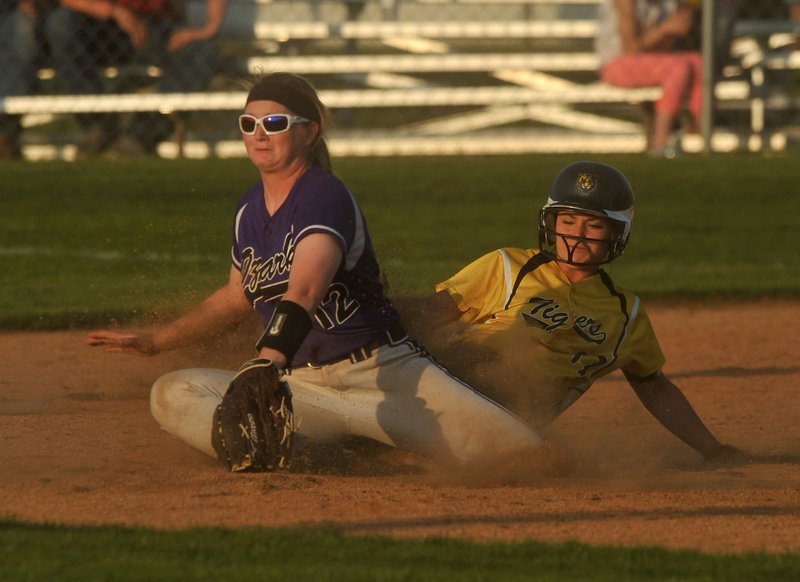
[{"xmin": 86, "ymin": 72, "xmax": 543, "ymax": 468}]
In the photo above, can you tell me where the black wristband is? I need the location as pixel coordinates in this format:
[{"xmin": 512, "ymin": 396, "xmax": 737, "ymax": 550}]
[{"xmin": 256, "ymin": 300, "xmax": 313, "ymax": 364}]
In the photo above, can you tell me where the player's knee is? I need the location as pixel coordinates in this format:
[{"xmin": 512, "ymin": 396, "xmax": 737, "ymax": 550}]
[{"xmin": 149, "ymin": 370, "xmax": 192, "ymax": 429}]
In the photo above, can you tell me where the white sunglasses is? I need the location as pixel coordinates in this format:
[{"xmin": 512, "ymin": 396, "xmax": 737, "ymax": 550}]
[{"xmin": 238, "ymin": 113, "xmax": 310, "ymax": 135}]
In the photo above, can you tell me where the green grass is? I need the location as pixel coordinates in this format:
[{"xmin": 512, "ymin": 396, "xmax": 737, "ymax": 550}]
[
  {"xmin": 1, "ymin": 155, "xmax": 799, "ymax": 576},
  {"xmin": 1, "ymin": 521, "xmax": 798, "ymax": 581},
  {"xmin": 1, "ymin": 153, "xmax": 799, "ymax": 329}
]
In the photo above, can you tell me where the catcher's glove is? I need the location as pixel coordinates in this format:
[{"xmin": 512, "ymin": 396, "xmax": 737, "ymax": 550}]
[{"xmin": 211, "ymin": 358, "xmax": 295, "ymax": 472}]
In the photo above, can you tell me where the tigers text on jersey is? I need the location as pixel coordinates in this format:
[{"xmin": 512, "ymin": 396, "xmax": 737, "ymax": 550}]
[
  {"xmin": 435, "ymin": 248, "xmax": 665, "ymax": 425},
  {"xmin": 231, "ymin": 166, "xmax": 399, "ymax": 367}
]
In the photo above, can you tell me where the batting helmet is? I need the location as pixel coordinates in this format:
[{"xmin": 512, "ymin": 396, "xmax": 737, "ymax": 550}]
[{"xmin": 538, "ymin": 161, "xmax": 634, "ymax": 264}]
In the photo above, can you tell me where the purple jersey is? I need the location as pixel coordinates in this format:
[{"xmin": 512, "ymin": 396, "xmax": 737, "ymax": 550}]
[{"xmin": 231, "ymin": 166, "xmax": 399, "ymax": 367}]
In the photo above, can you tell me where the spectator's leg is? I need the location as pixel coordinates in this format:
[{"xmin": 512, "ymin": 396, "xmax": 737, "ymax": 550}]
[
  {"xmin": 684, "ymin": 52, "xmax": 704, "ymax": 133},
  {"xmin": 652, "ymin": 55, "xmax": 696, "ymax": 151},
  {"xmin": 158, "ymin": 38, "xmax": 218, "ymax": 93},
  {"xmin": 381, "ymin": 0, "xmax": 398, "ymax": 20},
  {"xmin": 639, "ymin": 102, "xmax": 655, "ymax": 151},
  {"xmin": 344, "ymin": 1, "xmax": 366, "ymax": 52},
  {"xmin": 127, "ymin": 22, "xmax": 221, "ymax": 155},
  {"xmin": 0, "ymin": 8, "xmax": 38, "ymax": 159},
  {"xmin": 44, "ymin": 7, "xmax": 121, "ymax": 157},
  {"xmin": 602, "ymin": 53, "xmax": 699, "ymax": 154}
]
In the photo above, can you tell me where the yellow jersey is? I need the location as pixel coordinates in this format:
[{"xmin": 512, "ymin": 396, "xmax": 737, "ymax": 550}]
[{"xmin": 434, "ymin": 248, "xmax": 665, "ymax": 427}]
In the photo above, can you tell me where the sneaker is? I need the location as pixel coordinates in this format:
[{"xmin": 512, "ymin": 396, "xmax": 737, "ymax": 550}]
[
  {"xmin": 76, "ymin": 123, "xmax": 119, "ymax": 159},
  {"xmin": 647, "ymin": 145, "xmax": 680, "ymax": 159}
]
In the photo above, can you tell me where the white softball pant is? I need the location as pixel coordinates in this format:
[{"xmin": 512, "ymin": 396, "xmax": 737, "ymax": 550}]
[{"xmin": 149, "ymin": 340, "xmax": 543, "ymax": 467}]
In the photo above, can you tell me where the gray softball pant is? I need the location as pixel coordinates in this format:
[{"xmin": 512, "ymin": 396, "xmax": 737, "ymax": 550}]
[{"xmin": 150, "ymin": 339, "xmax": 543, "ymax": 467}]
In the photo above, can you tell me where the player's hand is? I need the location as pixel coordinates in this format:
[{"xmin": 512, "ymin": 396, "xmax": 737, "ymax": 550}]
[
  {"xmin": 167, "ymin": 28, "xmax": 205, "ymax": 52},
  {"xmin": 661, "ymin": 7, "xmax": 695, "ymax": 37},
  {"xmin": 257, "ymin": 346, "xmax": 287, "ymax": 370},
  {"xmin": 112, "ymin": 7, "xmax": 149, "ymax": 50},
  {"xmin": 84, "ymin": 331, "xmax": 159, "ymax": 356}
]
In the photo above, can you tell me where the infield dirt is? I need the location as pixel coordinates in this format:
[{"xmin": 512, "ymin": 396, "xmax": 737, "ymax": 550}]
[{"xmin": 1, "ymin": 300, "xmax": 798, "ymax": 554}]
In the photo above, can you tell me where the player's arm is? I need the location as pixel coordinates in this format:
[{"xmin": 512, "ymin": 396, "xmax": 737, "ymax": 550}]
[
  {"xmin": 614, "ymin": 0, "xmax": 691, "ymax": 53},
  {"xmin": 393, "ymin": 290, "xmax": 463, "ymax": 340},
  {"xmin": 85, "ymin": 265, "xmax": 253, "ymax": 356},
  {"xmin": 167, "ymin": 0, "xmax": 228, "ymax": 51},
  {"xmin": 59, "ymin": 0, "xmax": 150, "ymax": 50},
  {"xmin": 627, "ymin": 372, "xmax": 748, "ymax": 462},
  {"xmin": 256, "ymin": 232, "xmax": 343, "ymax": 368}
]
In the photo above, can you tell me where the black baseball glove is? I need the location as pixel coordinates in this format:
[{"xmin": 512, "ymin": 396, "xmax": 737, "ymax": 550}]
[{"xmin": 211, "ymin": 358, "xmax": 295, "ymax": 472}]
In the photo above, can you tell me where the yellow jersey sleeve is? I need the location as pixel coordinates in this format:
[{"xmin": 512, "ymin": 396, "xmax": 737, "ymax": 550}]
[{"xmin": 435, "ymin": 249, "xmax": 510, "ymax": 324}]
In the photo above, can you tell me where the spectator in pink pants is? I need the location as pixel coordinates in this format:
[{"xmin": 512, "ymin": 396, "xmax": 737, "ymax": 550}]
[{"xmin": 596, "ymin": 0, "xmax": 701, "ymax": 157}]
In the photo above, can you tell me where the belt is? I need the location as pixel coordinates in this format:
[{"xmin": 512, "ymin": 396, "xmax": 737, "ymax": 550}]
[{"xmin": 299, "ymin": 322, "xmax": 408, "ymax": 369}]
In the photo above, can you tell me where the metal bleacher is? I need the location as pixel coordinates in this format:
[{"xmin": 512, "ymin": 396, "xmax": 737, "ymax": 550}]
[{"xmin": 5, "ymin": 0, "xmax": 799, "ymax": 160}]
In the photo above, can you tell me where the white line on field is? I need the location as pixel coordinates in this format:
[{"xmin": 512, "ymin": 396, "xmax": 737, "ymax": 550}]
[{"xmin": 0, "ymin": 246, "xmax": 222, "ymax": 263}]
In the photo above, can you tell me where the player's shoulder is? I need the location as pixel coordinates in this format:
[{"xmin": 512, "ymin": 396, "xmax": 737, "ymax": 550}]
[
  {"xmin": 491, "ymin": 247, "xmax": 535, "ymax": 261},
  {"xmin": 493, "ymin": 247, "xmax": 552, "ymax": 269},
  {"xmin": 235, "ymin": 181, "xmax": 263, "ymax": 211},
  {"xmin": 297, "ymin": 166, "xmax": 351, "ymax": 197},
  {"xmin": 290, "ymin": 167, "xmax": 355, "ymax": 215},
  {"xmin": 464, "ymin": 248, "xmax": 552, "ymax": 283}
]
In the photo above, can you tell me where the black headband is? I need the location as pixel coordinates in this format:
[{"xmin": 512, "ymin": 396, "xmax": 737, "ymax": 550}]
[{"xmin": 245, "ymin": 83, "xmax": 320, "ymax": 124}]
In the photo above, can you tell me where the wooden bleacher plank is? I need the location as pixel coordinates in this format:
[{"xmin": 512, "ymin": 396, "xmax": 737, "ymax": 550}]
[
  {"xmin": 2, "ymin": 85, "xmax": 663, "ymax": 116},
  {"xmin": 250, "ymin": 19, "xmax": 597, "ymax": 40},
  {"xmin": 733, "ymin": 19, "xmax": 800, "ymax": 38},
  {"xmin": 407, "ymin": 104, "xmax": 643, "ymax": 135},
  {"xmin": 5, "ymin": 80, "xmax": 754, "ymax": 115},
  {"xmin": 244, "ymin": 52, "xmax": 601, "ymax": 74},
  {"xmin": 21, "ymin": 126, "xmax": 789, "ymax": 162}
]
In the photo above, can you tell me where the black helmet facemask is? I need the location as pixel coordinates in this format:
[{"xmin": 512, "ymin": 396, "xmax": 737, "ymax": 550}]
[{"xmin": 540, "ymin": 209, "xmax": 626, "ymax": 266}]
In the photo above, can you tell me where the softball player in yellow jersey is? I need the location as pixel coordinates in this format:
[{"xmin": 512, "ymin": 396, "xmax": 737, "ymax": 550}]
[{"xmin": 404, "ymin": 161, "xmax": 745, "ymax": 463}]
